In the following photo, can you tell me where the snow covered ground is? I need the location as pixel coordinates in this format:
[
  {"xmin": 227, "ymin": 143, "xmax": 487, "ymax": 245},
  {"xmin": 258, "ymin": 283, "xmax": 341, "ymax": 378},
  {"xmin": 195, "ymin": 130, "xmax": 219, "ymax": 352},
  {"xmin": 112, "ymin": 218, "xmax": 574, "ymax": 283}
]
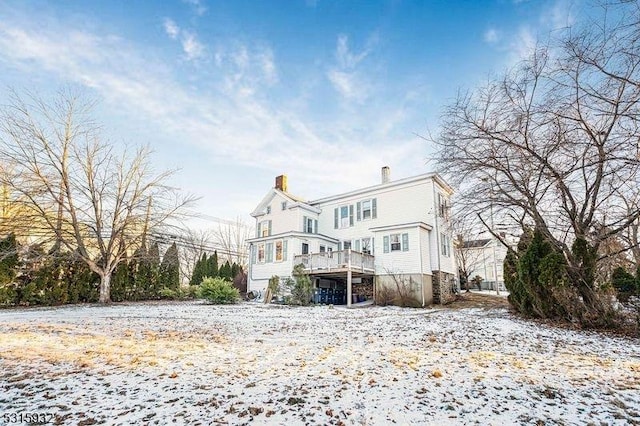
[{"xmin": 0, "ymin": 301, "xmax": 638, "ymax": 425}]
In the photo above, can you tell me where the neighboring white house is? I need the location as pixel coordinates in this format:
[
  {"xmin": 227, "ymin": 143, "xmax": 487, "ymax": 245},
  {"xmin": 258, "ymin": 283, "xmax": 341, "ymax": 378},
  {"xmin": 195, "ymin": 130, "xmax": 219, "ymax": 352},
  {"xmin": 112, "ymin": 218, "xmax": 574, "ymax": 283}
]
[
  {"xmin": 246, "ymin": 168, "xmax": 457, "ymax": 306},
  {"xmin": 459, "ymin": 233, "xmax": 515, "ymax": 291}
]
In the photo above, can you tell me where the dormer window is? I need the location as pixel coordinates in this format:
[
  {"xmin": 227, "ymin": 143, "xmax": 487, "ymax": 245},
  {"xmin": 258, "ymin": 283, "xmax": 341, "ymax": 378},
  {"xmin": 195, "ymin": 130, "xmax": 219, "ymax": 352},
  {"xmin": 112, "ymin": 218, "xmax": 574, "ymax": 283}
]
[{"xmin": 266, "ymin": 205, "xmax": 271, "ymax": 214}]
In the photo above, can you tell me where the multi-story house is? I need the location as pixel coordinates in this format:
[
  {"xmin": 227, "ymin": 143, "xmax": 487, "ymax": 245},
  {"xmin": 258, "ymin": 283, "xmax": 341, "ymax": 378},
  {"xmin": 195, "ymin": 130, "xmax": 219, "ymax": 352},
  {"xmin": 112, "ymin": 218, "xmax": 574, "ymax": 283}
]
[
  {"xmin": 246, "ymin": 168, "xmax": 457, "ymax": 306},
  {"xmin": 459, "ymin": 233, "xmax": 515, "ymax": 292}
]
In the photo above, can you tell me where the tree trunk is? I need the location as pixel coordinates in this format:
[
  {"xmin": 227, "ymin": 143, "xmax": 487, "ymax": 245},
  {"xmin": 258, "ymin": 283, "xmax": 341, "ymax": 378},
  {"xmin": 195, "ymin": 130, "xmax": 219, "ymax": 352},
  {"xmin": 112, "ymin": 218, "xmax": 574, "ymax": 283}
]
[{"xmin": 99, "ymin": 272, "xmax": 111, "ymax": 303}]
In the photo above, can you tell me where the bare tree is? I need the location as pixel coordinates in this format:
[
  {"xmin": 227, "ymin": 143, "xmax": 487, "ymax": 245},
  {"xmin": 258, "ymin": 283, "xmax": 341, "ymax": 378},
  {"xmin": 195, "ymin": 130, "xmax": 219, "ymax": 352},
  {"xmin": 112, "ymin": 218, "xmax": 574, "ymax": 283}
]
[
  {"xmin": 449, "ymin": 210, "xmax": 486, "ymax": 292},
  {"xmin": 433, "ymin": 3, "xmax": 640, "ymax": 315},
  {"xmin": 211, "ymin": 216, "xmax": 252, "ymax": 268},
  {"xmin": 0, "ymin": 89, "xmax": 195, "ymax": 303},
  {"xmin": 175, "ymin": 228, "xmax": 213, "ymax": 285}
]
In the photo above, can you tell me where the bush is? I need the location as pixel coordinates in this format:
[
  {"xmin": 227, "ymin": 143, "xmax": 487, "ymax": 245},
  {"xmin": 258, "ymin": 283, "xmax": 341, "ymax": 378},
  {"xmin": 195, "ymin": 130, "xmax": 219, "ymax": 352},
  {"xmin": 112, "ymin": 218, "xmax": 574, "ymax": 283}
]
[
  {"xmin": 159, "ymin": 287, "xmax": 179, "ymax": 300},
  {"xmin": 197, "ymin": 277, "xmax": 239, "ymax": 304},
  {"xmin": 282, "ymin": 264, "xmax": 313, "ymax": 306},
  {"xmin": 184, "ymin": 285, "xmax": 199, "ymax": 299},
  {"xmin": 612, "ymin": 267, "xmax": 638, "ymax": 302},
  {"xmin": 0, "ymin": 285, "xmax": 17, "ymax": 306}
]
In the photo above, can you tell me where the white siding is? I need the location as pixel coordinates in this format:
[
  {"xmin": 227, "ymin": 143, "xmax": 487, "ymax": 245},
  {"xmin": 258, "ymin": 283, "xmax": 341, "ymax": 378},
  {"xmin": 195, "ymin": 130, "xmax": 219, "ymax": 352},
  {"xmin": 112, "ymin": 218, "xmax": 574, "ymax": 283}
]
[
  {"xmin": 316, "ymin": 179, "xmax": 433, "ymax": 238},
  {"xmin": 248, "ymin": 237, "xmax": 295, "ymax": 292},
  {"xmin": 419, "ymin": 228, "xmax": 432, "ymax": 275},
  {"xmin": 373, "ymin": 228, "xmax": 422, "ymax": 275},
  {"xmin": 427, "ymin": 180, "xmax": 456, "ymax": 275},
  {"xmin": 248, "ymin": 235, "xmax": 336, "ymax": 292},
  {"xmin": 259, "ymin": 193, "xmax": 307, "ymax": 236}
]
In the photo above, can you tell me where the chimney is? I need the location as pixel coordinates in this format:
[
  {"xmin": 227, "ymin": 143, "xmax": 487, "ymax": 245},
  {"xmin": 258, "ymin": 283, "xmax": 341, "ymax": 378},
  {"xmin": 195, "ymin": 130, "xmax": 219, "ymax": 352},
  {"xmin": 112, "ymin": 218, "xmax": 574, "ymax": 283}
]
[
  {"xmin": 275, "ymin": 174, "xmax": 288, "ymax": 192},
  {"xmin": 381, "ymin": 166, "xmax": 390, "ymax": 184}
]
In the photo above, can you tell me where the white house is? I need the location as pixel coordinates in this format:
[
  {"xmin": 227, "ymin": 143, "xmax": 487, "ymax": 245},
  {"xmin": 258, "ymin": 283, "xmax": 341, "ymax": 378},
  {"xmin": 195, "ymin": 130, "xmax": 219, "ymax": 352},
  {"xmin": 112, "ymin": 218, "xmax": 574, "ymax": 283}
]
[
  {"xmin": 246, "ymin": 168, "xmax": 457, "ymax": 306},
  {"xmin": 459, "ymin": 234, "xmax": 515, "ymax": 291}
]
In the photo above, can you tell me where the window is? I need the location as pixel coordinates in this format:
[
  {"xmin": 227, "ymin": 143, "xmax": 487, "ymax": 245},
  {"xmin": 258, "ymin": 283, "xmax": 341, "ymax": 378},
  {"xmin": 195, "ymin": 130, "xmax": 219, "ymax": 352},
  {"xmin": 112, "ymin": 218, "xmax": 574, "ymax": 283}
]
[
  {"xmin": 303, "ymin": 216, "xmax": 317, "ymax": 234},
  {"xmin": 266, "ymin": 242, "xmax": 273, "ymax": 263},
  {"xmin": 335, "ymin": 205, "xmax": 354, "ymax": 228},
  {"xmin": 302, "ymin": 243, "xmax": 309, "ymax": 255},
  {"xmin": 281, "ymin": 201, "xmax": 287, "ymax": 210},
  {"xmin": 266, "ymin": 205, "xmax": 271, "ymax": 214},
  {"xmin": 275, "ymin": 240, "xmax": 283, "ymax": 262},
  {"xmin": 362, "ymin": 200, "xmax": 372, "ymax": 220},
  {"xmin": 383, "ymin": 233, "xmax": 409, "ymax": 253},
  {"xmin": 259, "ymin": 220, "xmax": 272, "ymax": 237},
  {"xmin": 390, "ymin": 234, "xmax": 401, "ymax": 251},
  {"xmin": 258, "ymin": 243, "xmax": 265, "ymax": 263},
  {"xmin": 361, "ymin": 237, "xmax": 372, "ymax": 254},
  {"xmin": 441, "ymin": 233, "xmax": 450, "ymax": 256},
  {"xmin": 319, "ymin": 245, "xmax": 326, "ymax": 253},
  {"xmin": 437, "ymin": 193, "xmax": 449, "ymax": 220},
  {"xmin": 340, "ymin": 206, "xmax": 350, "ymax": 228},
  {"xmin": 357, "ymin": 198, "xmax": 377, "ymax": 221}
]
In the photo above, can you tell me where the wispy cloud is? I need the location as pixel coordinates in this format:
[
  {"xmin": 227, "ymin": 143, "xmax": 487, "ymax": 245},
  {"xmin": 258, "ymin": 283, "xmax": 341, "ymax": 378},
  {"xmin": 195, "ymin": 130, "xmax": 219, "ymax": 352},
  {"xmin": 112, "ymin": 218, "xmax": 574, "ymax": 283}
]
[
  {"xmin": 161, "ymin": 18, "xmax": 205, "ymax": 61},
  {"xmin": 327, "ymin": 34, "xmax": 375, "ymax": 102},
  {"xmin": 483, "ymin": 28, "xmax": 500, "ymax": 44},
  {"xmin": 0, "ymin": 18, "xmax": 421, "ymax": 202},
  {"xmin": 214, "ymin": 43, "xmax": 278, "ymax": 96},
  {"xmin": 182, "ymin": 0, "xmax": 207, "ymax": 16},
  {"xmin": 542, "ymin": 0, "xmax": 575, "ymax": 30},
  {"xmin": 508, "ymin": 26, "xmax": 537, "ymax": 63},
  {"xmin": 163, "ymin": 18, "xmax": 179, "ymax": 40},
  {"xmin": 335, "ymin": 34, "xmax": 370, "ymax": 68},
  {"xmin": 181, "ymin": 31, "xmax": 205, "ymax": 60}
]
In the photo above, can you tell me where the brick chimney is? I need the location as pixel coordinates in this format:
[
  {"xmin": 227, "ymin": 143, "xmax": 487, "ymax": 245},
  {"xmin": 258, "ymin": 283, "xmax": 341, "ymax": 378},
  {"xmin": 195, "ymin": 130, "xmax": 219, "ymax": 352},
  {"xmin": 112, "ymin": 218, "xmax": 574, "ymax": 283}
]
[
  {"xmin": 381, "ymin": 166, "xmax": 390, "ymax": 184},
  {"xmin": 275, "ymin": 175, "xmax": 288, "ymax": 192}
]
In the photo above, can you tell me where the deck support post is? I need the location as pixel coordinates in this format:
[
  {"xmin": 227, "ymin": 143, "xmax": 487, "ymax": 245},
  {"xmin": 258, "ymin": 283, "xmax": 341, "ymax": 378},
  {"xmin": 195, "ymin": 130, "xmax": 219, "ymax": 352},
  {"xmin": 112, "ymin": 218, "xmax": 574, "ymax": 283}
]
[{"xmin": 347, "ymin": 248, "xmax": 352, "ymax": 308}]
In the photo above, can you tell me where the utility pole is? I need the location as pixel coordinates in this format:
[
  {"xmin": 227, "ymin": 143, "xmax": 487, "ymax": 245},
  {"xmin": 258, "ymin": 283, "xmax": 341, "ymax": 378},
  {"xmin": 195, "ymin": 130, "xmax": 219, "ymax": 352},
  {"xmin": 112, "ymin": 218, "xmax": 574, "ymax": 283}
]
[{"xmin": 482, "ymin": 176, "xmax": 500, "ymax": 295}]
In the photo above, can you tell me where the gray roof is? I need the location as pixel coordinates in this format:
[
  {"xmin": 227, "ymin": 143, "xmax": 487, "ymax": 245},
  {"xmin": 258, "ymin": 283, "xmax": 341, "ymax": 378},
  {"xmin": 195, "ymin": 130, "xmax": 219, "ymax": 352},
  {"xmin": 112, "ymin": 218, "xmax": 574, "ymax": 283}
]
[{"xmin": 461, "ymin": 238, "xmax": 491, "ymax": 249}]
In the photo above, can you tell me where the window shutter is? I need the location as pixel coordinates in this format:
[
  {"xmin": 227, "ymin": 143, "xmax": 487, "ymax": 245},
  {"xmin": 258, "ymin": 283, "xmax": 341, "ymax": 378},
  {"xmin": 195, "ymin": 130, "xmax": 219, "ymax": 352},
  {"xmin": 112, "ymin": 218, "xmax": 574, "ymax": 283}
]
[
  {"xmin": 383, "ymin": 236, "xmax": 389, "ymax": 253},
  {"xmin": 283, "ymin": 240, "xmax": 288, "ymax": 261},
  {"xmin": 338, "ymin": 241, "xmax": 342, "ymax": 251},
  {"xmin": 266, "ymin": 242, "xmax": 273, "ymax": 263},
  {"xmin": 372, "ymin": 237, "xmax": 375, "ymax": 254},
  {"xmin": 372, "ymin": 198, "xmax": 377, "ymax": 219},
  {"xmin": 268, "ymin": 220, "xmax": 272, "ymax": 236},
  {"xmin": 402, "ymin": 233, "xmax": 409, "ymax": 251},
  {"xmin": 314, "ymin": 219, "xmax": 318, "ymax": 234},
  {"xmin": 251, "ymin": 245, "xmax": 256, "ymax": 264},
  {"xmin": 303, "ymin": 215, "xmax": 308, "ymax": 233},
  {"xmin": 357, "ymin": 202, "xmax": 362, "ymax": 221},
  {"xmin": 334, "ymin": 208, "xmax": 338, "ymax": 229},
  {"xmin": 354, "ymin": 239, "xmax": 360, "ymax": 252},
  {"xmin": 349, "ymin": 205, "xmax": 354, "ymax": 226}
]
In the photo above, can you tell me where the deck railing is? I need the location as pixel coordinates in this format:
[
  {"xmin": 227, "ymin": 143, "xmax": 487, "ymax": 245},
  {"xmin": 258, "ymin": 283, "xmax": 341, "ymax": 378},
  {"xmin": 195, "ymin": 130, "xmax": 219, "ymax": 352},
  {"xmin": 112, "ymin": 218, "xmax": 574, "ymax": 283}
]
[{"xmin": 294, "ymin": 249, "xmax": 375, "ymax": 273}]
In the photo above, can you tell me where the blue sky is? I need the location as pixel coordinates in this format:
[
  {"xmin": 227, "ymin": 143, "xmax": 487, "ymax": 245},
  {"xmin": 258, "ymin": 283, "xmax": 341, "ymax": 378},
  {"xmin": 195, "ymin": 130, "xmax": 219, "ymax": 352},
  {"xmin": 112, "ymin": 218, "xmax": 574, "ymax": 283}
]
[{"xmin": 0, "ymin": 0, "xmax": 579, "ymax": 226}]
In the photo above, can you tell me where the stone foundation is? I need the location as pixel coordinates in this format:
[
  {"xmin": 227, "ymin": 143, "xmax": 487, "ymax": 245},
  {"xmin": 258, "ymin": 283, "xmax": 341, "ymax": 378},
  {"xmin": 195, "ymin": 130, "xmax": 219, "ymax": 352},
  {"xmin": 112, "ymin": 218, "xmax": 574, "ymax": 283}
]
[{"xmin": 433, "ymin": 270, "xmax": 456, "ymax": 305}]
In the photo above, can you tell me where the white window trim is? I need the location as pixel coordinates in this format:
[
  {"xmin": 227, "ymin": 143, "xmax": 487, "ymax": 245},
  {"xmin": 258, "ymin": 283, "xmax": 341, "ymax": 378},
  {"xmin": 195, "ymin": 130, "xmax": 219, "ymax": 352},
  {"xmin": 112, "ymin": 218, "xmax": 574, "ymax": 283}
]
[
  {"xmin": 390, "ymin": 234, "xmax": 401, "ymax": 252},
  {"xmin": 362, "ymin": 199, "xmax": 372, "ymax": 220}
]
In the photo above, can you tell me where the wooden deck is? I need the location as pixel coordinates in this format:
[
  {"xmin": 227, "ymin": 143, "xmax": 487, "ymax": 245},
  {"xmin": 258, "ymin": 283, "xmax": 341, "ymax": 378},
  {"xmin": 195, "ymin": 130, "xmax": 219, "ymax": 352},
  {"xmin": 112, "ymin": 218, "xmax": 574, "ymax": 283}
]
[{"xmin": 293, "ymin": 250, "xmax": 375, "ymax": 275}]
